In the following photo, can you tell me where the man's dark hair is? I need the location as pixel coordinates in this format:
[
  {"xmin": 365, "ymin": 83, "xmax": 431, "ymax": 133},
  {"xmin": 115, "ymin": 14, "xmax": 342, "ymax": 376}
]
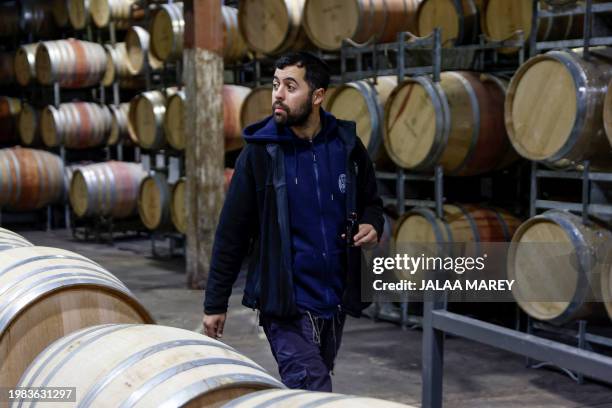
[{"xmin": 274, "ymin": 52, "xmax": 330, "ymax": 92}]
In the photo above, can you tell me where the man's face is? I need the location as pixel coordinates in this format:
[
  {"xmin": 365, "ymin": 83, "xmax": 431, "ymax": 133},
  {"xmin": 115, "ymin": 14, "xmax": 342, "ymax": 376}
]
[{"xmin": 272, "ymin": 65, "xmax": 314, "ymax": 127}]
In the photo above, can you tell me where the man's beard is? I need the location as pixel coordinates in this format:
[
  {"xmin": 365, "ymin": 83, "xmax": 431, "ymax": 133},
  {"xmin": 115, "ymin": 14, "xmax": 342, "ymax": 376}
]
[{"xmin": 272, "ymin": 94, "xmax": 313, "ymax": 127}]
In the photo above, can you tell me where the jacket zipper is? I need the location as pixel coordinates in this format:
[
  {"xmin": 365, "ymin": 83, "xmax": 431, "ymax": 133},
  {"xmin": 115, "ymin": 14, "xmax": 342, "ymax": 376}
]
[{"xmin": 310, "ymin": 140, "xmax": 331, "ymax": 304}]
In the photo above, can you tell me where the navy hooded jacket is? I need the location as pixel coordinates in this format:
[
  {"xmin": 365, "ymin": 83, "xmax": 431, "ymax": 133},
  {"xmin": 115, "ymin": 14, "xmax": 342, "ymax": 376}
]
[{"xmin": 204, "ymin": 109, "xmax": 384, "ymax": 319}]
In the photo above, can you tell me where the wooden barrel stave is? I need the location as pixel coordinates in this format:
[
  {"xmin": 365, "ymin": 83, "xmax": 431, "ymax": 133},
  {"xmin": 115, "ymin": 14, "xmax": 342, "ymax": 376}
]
[
  {"xmin": 222, "ymin": 5, "xmax": 249, "ymax": 62},
  {"xmin": 91, "ymin": 0, "xmax": 142, "ymax": 29},
  {"xmin": 14, "ymin": 43, "xmax": 39, "ymax": 86},
  {"xmin": 109, "ymin": 103, "xmax": 130, "ymax": 146},
  {"xmin": 508, "ymin": 210, "xmax": 611, "ymax": 325},
  {"xmin": 164, "ymin": 90, "xmax": 186, "ymax": 151},
  {"xmin": 417, "ymin": 0, "xmax": 479, "ymax": 47},
  {"xmin": 128, "ymin": 90, "xmax": 167, "ymax": 149},
  {"xmin": 125, "ymin": 26, "xmax": 163, "ymax": 76},
  {"xmin": 224, "ymin": 85, "xmax": 252, "ymax": 152},
  {"xmin": 0, "ymin": 246, "xmax": 153, "ymax": 389},
  {"xmin": 240, "ymin": 86, "xmax": 273, "ymax": 129},
  {"xmin": 150, "ymin": 2, "xmax": 184, "ymax": 62}
]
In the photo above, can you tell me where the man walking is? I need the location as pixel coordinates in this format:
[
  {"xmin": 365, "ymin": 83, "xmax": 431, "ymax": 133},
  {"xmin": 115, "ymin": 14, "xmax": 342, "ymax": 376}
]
[{"xmin": 203, "ymin": 52, "xmax": 384, "ymax": 392}]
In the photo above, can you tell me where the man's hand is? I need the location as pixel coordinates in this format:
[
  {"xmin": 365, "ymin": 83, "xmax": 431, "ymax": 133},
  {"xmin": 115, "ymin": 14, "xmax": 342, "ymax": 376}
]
[
  {"xmin": 203, "ymin": 313, "xmax": 227, "ymax": 339},
  {"xmin": 353, "ymin": 223, "xmax": 378, "ymax": 249}
]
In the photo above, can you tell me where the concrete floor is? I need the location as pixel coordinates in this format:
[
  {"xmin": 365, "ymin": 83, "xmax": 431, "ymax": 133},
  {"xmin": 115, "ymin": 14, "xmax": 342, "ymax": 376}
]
[{"xmin": 17, "ymin": 229, "xmax": 612, "ymax": 408}]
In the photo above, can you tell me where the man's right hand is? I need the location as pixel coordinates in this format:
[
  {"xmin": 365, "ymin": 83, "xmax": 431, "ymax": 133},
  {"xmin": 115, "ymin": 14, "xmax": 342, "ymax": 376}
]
[{"xmin": 203, "ymin": 313, "xmax": 227, "ymax": 339}]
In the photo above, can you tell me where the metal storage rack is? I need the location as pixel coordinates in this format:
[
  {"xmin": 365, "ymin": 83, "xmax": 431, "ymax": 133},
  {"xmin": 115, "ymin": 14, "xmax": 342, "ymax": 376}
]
[{"xmin": 421, "ymin": 1, "xmax": 612, "ymax": 406}]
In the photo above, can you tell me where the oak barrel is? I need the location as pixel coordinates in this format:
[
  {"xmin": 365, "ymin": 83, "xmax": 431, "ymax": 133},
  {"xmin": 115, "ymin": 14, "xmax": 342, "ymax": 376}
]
[
  {"xmin": 20, "ymin": 0, "xmax": 57, "ymax": 38},
  {"xmin": 222, "ymin": 389, "xmax": 415, "ymax": 407},
  {"xmin": 17, "ymin": 103, "xmax": 41, "ymax": 147},
  {"xmin": 224, "ymin": 85, "xmax": 252, "ymax": 152},
  {"xmin": 508, "ymin": 210, "xmax": 611, "ymax": 325},
  {"xmin": 327, "ymin": 76, "xmax": 397, "ymax": 165},
  {"xmin": 102, "ymin": 42, "xmax": 131, "ymax": 86},
  {"xmin": 0, "ymin": 246, "xmax": 153, "ymax": 390},
  {"xmin": 138, "ymin": 172, "xmax": 173, "ymax": 231},
  {"xmin": 41, "ymin": 103, "xmax": 112, "ymax": 149},
  {"xmin": 16, "ymin": 324, "xmax": 283, "ymax": 407},
  {"xmin": 505, "ymin": 50, "xmax": 612, "ymax": 168},
  {"xmin": 240, "ymin": 86, "xmax": 273, "ymax": 129},
  {"xmin": 303, "ymin": 0, "xmax": 420, "ymax": 51},
  {"xmin": 67, "ymin": 0, "xmax": 92, "ymax": 30},
  {"xmin": 222, "ymin": 5, "xmax": 249, "ymax": 62},
  {"xmin": 109, "ymin": 103, "xmax": 130, "ymax": 146},
  {"xmin": 0, "ymin": 97, "xmax": 21, "ymax": 145},
  {"xmin": 164, "ymin": 90, "xmax": 186, "ymax": 151},
  {"xmin": 70, "ymin": 161, "xmax": 146, "ymax": 218},
  {"xmin": 128, "ymin": 90, "xmax": 170, "ymax": 149},
  {"xmin": 14, "ymin": 43, "xmax": 39, "ymax": 86},
  {"xmin": 170, "ymin": 177, "xmax": 186, "ymax": 234},
  {"xmin": 0, "ymin": 227, "xmax": 33, "ymax": 251},
  {"xmin": 384, "ymin": 72, "xmax": 516, "ymax": 175},
  {"xmin": 0, "ymin": 148, "xmax": 65, "ymax": 210},
  {"xmin": 417, "ymin": 0, "xmax": 479, "ymax": 46},
  {"xmin": 91, "ymin": 0, "xmax": 143, "ymax": 29},
  {"xmin": 238, "ymin": 0, "xmax": 311, "ymax": 55},
  {"xmin": 36, "ymin": 39, "xmax": 107, "ymax": 88},
  {"xmin": 481, "ymin": 0, "xmax": 585, "ymax": 54},
  {"xmin": 150, "ymin": 2, "xmax": 184, "ymax": 62},
  {"xmin": 125, "ymin": 26, "xmax": 163, "ymax": 75}
]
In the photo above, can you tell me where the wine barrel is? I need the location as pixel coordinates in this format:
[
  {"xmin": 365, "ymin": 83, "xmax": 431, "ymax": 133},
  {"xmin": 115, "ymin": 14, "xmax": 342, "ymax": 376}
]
[
  {"xmin": 164, "ymin": 90, "xmax": 185, "ymax": 151},
  {"xmin": 327, "ymin": 77, "xmax": 397, "ymax": 166},
  {"xmin": 240, "ymin": 86, "xmax": 273, "ymax": 129},
  {"xmin": 125, "ymin": 26, "xmax": 163, "ymax": 75},
  {"xmin": 604, "ymin": 78, "xmax": 612, "ymax": 148},
  {"xmin": 505, "ymin": 51, "xmax": 612, "ymax": 169},
  {"xmin": 222, "ymin": 5, "xmax": 249, "ymax": 62},
  {"xmin": 239, "ymin": 0, "xmax": 312, "ymax": 55},
  {"xmin": 170, "ymin": 177, "xmax": 186, "ymax": 234},
  {"xmin": 128, "ymin": 90, "xmax": 170, "ymax": 149},
  {"xmin": 14, "ymin": 43, "xmax": 39, "ymax": 86},
  {"xmin": 91, "ymin": 0, "xmax": 143, "ymax": 29},
  {"xmin": 67, "ymin": 0, "xmax": 91, "ymax": 30},
  {"xmin": 0, "ymin": 2, "xmax": 20, "ymax": 37},
  {"xmin": 16, "ymin": 324, "xmax": 283, "ymax": 407},
  {"xmin": 481, "ymin": 0, "xmax": 584, "ymax": 54},
  {"xmin": 0, "ymin": 227, "xmax": 33, "ymax": 251},
  {"xmin": 36, "ymin": 39, "xmax": 107, "ymax": 88},
  {"xmin": 417, "ymin": 0, "xmax": 479, "ymax": 46},
  {"xmin": 150, "ymin": 2, "xmax": 184, "ymax": 63},
  {"xmin": 0, "ymin": 246, "xmax": 153, "ymax": 389},
  {"xmin": 322, "ymin": 85, "xmax": 338, "ymax": 111},
  {"xmin": 508, "ymin": 210, "xmax": 611, "ymax": 325},
  {"xmin": 51, "ymin": 0, "xmax": 70, "ymax": 27},
  {"xmin": 17, "ymin": 103, "xmax": 42, "ymax": 146},
  {"xmin": 102, "ymin": 42, "xmax": 130, "ymax": 86},
  {"xmin": 70, "ymin": 161, "xmax": 146, "ymax": 218},
  {"xmin": 41, "ymin": 103, "xmax": 112, "ymax": 149},
  {"xmin": 0, "ymin": 53, "xmax": 15, "ymax": 86},
  {"xmin": 384, "ymin": 72, "xmax": 516, "ymax": 175},
  {"xmin": 224, "ymin": 85, "xmax": 251, "ymax": 152},
  {"xmin": 303, "ymin": 0, "xmax": 421, "ymax": 51},
  {"xmin": 223, "ymin": 389, "xmax": 415, "ymax": 407},
  {"xmin": 0, "ymin": 148, "xmax": 65, "ymax": 210},
  {"xmin": 109, "ymin": 103, "xmax": 130, "ymax": 146},
  {"xmin": 138, "ymin": 173, "xmax": 173, "ymax": 231},
  {"xmin": 0, "ymin": 97, "xmax": 21, "ymax": 145}
]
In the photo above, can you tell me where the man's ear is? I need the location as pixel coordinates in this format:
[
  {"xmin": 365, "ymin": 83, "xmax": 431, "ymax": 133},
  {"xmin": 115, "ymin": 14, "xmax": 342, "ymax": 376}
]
[{"xmin": 313, "ymin": 88, "xmax": 325, "ymax": 106}]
